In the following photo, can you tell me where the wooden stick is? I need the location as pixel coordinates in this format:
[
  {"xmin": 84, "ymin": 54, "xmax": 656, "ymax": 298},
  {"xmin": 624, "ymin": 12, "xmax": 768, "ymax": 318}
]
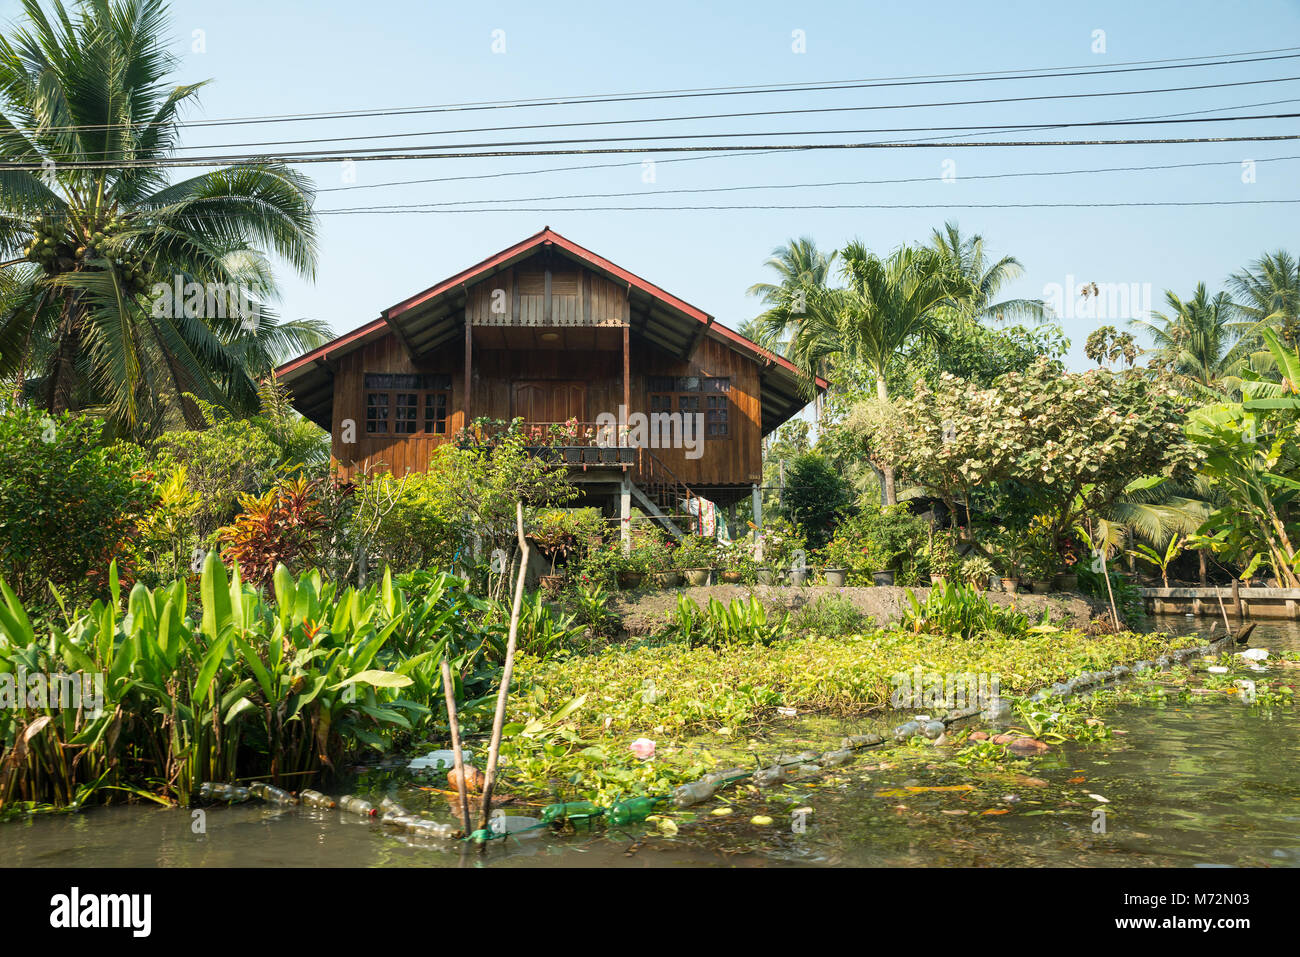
[
  {"xmin": 1215, "ymin": 586, "xmax": 1232, "ymax": 633},
  {"xmin": 478, "ymin": 500, "xmax": 529, "ymax": 841},
  {"xmin": 441, "ymin": 658, "xmax": 473, "ymax": 836}
]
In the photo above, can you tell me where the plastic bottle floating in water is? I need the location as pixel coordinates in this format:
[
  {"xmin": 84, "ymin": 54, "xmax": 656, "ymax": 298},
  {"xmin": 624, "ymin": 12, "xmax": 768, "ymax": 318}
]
[
  {"xmin": 405, "ymin": 819, "xmax": 457, "ymax": 839},
  {"xmin": 198, "ymin": 782, "xmax": 250, "ymax": 803},
  {"xmin": 299, "ymin": 790, "xmax": 336, "ymax": 809},
  {"xmin": 540, "ymin": 800, "xmax": 603, "ymax": 824},
  {"xmin": 605, "ymin": 797, "xmax": 664, "ymax": 826},
  {"xmin": 671, "ymin": 779, "xmax": 722, "ymax": 808},
  {"xmin": 489, "ymin": 813, "xmax": 544, "ymax": 838},
  {"xmin": 339, "ymin": 795, "xmax": 378, "ymax": 817},
  {"xmin": 248, "ymin": 782, "xmax": 299, "ymax": 805}
]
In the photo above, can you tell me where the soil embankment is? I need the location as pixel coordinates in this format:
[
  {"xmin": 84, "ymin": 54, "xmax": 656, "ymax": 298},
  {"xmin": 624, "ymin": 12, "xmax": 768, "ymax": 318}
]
[{"xmin": 610, "ymin": 584, "xmax": 1104, "ymax": 636}]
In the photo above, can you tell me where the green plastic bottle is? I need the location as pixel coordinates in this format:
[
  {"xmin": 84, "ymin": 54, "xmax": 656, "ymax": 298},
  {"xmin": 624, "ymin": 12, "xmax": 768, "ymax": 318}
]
[
  {"xmin": 606, "ymin": 796, "xmax": 663, "ymax": 826},
  {"xmin": 540, "ymin": 800, "xmax": 603, "ymax": 824}
]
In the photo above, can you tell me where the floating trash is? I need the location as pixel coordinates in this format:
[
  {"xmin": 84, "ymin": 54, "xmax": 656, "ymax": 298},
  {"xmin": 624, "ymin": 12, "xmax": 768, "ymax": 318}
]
[{"xmin": 407, "ymin": 749, "xmax": 471, "ymax": 771}]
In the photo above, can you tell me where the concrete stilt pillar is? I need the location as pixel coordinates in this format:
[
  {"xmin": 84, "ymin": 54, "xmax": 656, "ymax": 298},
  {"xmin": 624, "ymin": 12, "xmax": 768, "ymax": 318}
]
[{"xmin": 619, "ymin": 476, "xmax": 631, "ymax": 555}]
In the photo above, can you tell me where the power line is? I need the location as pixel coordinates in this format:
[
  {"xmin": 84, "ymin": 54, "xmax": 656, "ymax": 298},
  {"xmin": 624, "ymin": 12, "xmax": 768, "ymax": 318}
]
[
  {"xmin": 312, "ymin": 198, "xmax": 1300, "ymax": 215},
  {"xmin": 312, "ymin": 155, "xmax": 1300, "ymax": 211},
  {"xmin": 13, "ymin": 46, "xmax": 1300, "ymax": 136},
  {"xmin": 140, "ymin": 74, "xmax": 1300, "ymax": 156},
  {"xmin": 312, "ymin": 97, "xmax": 1300, "ymax": 194},
  {"xmin": 6, "ymin": 118, "xmax": 1298, "ymax": 171}
]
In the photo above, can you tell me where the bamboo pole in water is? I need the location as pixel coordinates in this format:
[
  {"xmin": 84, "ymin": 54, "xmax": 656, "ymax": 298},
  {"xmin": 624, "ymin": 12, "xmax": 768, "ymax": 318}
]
[
  {"xmin": 478, "ymin": 500, "xmax": 529, "ymax": 841},
  {"xmin": 441, "ymin": 658, "xmax": 473, "ymax": 836}
]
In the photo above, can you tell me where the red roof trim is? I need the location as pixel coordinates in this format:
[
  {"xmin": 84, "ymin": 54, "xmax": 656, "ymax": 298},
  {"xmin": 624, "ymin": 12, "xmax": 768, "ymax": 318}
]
[{"xmin": 276, "ymin": 227, "xmax": 826, "ymax": 391}]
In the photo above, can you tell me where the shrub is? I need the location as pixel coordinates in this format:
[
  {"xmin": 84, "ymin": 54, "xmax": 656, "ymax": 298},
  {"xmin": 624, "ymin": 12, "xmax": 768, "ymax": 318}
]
[
  {"xmin": 0, "ymin": 556, "xmax": 436, "ymax": 811},
  {"xmin": 788, "ymin": 594, "xmax": 875, "ymax": 634},
  {"xmin": 218, "ymin": 473, "xmax": 329, "ymax": 587},
  {"xmin": 901, "ymin": 580, "xmax": 1039, "ymax": 640},
  {"xmin": 664, "ymin": 594, "xmax": 790, "ymax": 649},
  {"xmin": 778, "ymin": 452, "xmax": 850, "ymax": 548},
  {"xmin": 0, "ymin": 409, "xmax": 153, "ymax": 606}
]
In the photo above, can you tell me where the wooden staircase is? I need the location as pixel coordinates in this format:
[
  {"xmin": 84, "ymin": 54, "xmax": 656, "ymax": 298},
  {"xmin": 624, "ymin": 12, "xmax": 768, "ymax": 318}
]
[{"xmin": 631, "ymin": 448, "xmax": 701, "ymax": 540}]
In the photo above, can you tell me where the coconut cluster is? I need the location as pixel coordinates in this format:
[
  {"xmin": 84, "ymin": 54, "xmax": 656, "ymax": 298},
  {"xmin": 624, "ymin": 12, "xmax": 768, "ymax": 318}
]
[{"xmin": 24, "ymin": 215, "xmax": 150, "ymax": 288}]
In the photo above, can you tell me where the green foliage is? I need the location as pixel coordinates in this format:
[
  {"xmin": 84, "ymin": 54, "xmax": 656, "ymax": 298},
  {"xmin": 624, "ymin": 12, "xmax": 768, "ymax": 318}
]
[
  {"xmin": 0, "ymin": 556, "xmax": 445, "ymax": 811},
  {"xmin": 788, "ymin": 594, "xmax": 874, "ymax": 635},
  {"xmin": 778, "ymin": 451, "xmax": 850, "ymax": 547},
  {"xmin": 358, "ymin": 433, "xmax": 578, "ymax": 586},
  {"xmin": 664, "ymin": 594, "xmax": 790, "ymax": 649},
  {"xmin": 863, "ymin": 360, "xmax": 1197, "ymax": 548},
  {"xmin": 570, "ymin": 582, "xmax": 620, "ymax": 639},
  {"xmin": 901, "ymin": 580, "xmax": 1039, "ymax": 640},
  {"xmin": 672, "ymin": 534, "xmax": 719, "ymax": 570},
  {"xmin": 0, "ymin": 409, "xmax": 153, "ymax": 606},
  {"xmin": 0, "ymin": 0, "xmax": 324, "ymax": 436},
  {"xmin": 148, "ymin": 400, "xmax": 309, "ymax": 539}
]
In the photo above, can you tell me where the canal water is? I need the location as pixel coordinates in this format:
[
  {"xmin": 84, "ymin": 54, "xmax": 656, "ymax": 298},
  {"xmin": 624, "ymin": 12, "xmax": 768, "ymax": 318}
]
[{"xmin": 4, "ymin": 618, "xmax": 1297, "ymax": 867}]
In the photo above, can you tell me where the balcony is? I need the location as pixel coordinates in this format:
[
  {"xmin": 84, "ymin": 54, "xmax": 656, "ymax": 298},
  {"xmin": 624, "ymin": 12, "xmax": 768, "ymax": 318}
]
[{"xmin": 456, "ymin": 419, "xmax": 635, "ymax": 468}]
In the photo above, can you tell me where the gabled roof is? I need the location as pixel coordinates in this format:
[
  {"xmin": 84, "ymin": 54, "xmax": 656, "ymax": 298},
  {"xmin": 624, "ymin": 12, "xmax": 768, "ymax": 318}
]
[{"xmin": 276, "ymin": 227, "xmax": 826, "ymax": 433}]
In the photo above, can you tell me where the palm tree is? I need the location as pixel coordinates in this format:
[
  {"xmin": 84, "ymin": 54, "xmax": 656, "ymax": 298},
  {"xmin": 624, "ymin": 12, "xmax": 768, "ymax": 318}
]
[
  {"xmin": 0, "ymin": 0, "xmax": 325, "ymax": 437},
  {"xmin": 786, "ymin": 241, "xmax": 971, "ymax": 504},
  {"xmin": 1230, "ymin": 250, "xmax": 1300, "ymax": 346},
  {"xmin": 929, "ymin": 222, "xmax": 1045, "ymax": 325},
  {"xmin": 747, "ymin": 237, "xmax": 839, "ymax": 423},
  {"xmin": 1131, "ymin": 284, "xmax": 1248, "ymax": 396}
]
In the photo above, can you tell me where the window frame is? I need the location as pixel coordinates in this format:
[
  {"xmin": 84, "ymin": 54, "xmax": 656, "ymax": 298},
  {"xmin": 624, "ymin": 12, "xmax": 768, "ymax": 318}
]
[
  {"xmin": 364, "ymin": 373, "xmax": 453, "ymax": 436},
  {"xmin": 646, "ymin": 375, "xmax": 730, "ymax": 439}
]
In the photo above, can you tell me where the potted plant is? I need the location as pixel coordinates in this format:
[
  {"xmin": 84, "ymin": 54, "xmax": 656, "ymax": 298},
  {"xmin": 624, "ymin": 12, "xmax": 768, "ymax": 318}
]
[
  {"xmin": 959, "ymin": 554, "xmax": 995, "ymax": 591},
  {"xmin": 817, "ymin": 539, "xmax": 854, "ymax": 587},
  {"xmin": 674, "ymin": 534, "xmax": 717, "ymax": 586},
  {"xmin": 925, "ymin": 528, "xmax": 959, "ymax": 587},
  {"xmin": 990, "ymin": 531, "xmax": 1023, "ymax": 593},
  {"xmin": 758, "ymin": 518, "xmax": 807, "ymax": 587}
]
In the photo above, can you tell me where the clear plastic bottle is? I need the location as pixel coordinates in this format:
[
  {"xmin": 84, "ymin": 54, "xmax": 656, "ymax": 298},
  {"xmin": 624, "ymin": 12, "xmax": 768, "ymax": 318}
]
[
  {"xmin": 821, "ymin": 748, "xmax": 855, "ymax": 767},
  {"xmin": 299, "ymin": 790, "xmax": 335, "ymax": 808},
  {"xmin": 382, "ymin": 811, "xmax": 420, "ymax": 828},
  {"xmin": 753, "ymin": 766, "xmax": 788, "ymax": 787},
  {"xmin": 199, "ymin": 782, "xmax": 250, "ymax": 802},
  {"xmin": 339, "ymin": 795, "xmax": 377, "ymax": 817},
  {"xmin": 249, "ymin": 781, "xmax": 299, "ymax": 805},
  {"xmin": 701, "ymin": 767, "xmax": 748, "ymax": 786},
  {"xmin": 671, "ymin": 778, "xmax": 721, "ymax": 808},
  {"xmin": 406, "ymin": 819, "xmax": 457, "ymax": 839},
  {"xmin": 379, "ymin": 796, "xmax": 411, "ymax": 816}
]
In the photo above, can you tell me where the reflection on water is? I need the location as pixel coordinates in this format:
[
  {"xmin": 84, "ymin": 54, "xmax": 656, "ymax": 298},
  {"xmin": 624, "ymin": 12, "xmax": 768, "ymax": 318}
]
[{"xmin": 3, "ymin": 618, "xmax": 1297, "ymax": 868}]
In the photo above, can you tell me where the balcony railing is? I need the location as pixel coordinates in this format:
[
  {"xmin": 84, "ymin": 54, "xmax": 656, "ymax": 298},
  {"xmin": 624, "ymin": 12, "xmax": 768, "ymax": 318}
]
[{"xmin": 455, "ymin": 419, "xmax": 635, "ymax": 467}]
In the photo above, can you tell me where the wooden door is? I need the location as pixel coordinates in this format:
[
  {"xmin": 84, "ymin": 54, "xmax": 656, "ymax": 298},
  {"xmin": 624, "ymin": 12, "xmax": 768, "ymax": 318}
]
[{"xmin": 511, "ymin": 380, "xmax": 586, "ymax": 423}]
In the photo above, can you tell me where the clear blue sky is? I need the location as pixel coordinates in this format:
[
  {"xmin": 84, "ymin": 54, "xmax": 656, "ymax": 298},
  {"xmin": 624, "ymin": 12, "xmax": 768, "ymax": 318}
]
[{"xmin": 6, "ymin": 0, "xmax": 1298, "ymax": 371}]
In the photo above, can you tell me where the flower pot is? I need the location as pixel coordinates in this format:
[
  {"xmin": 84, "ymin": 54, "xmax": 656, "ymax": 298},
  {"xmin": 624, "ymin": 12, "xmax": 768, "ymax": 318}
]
[
  {"xmin": 788, "ymin": 568, "xmax": 808, "ymax": 586},
  {"xmin": 653, "ymin": 570, "xmax": 683, "ymax": 588},
  {"xmin": 872, "ymin": 570, "xmax": 895, "ymax": 586},
  {"xmin": 683, "ymin": 567, "xmax": 712, "ymax": 586},
  {"xmin": 562, "ymin": 447, "xmax": 582, "ymax": 465},
  {"xmin": 823, "ymin": 568, "xmax": 848, "ymax": 587},
  {"xmin": 539, "ymin": 574, "xmax": 565, "ymax": 596},
  {"xmin": 755, "ymin": 567, "xmax": 775, "ymax": 585},
  {"xmin": 1054, "ymin": 572, "xmax": 1078, "ymax": 592},
  {"xmin": 617, "ymin": 570, "xmax": 645, "ymax": 590},
  {"xmin": 720, "ymin": 570, "xmax": 742, "ymax": 583},
  {"xmin": 1000, "ymin": 578, "xmax": 1020, "ymax": 594},
  {"xmin": 1030, "ymin": 580, "xmax": 1051, "ymax": 594}
]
